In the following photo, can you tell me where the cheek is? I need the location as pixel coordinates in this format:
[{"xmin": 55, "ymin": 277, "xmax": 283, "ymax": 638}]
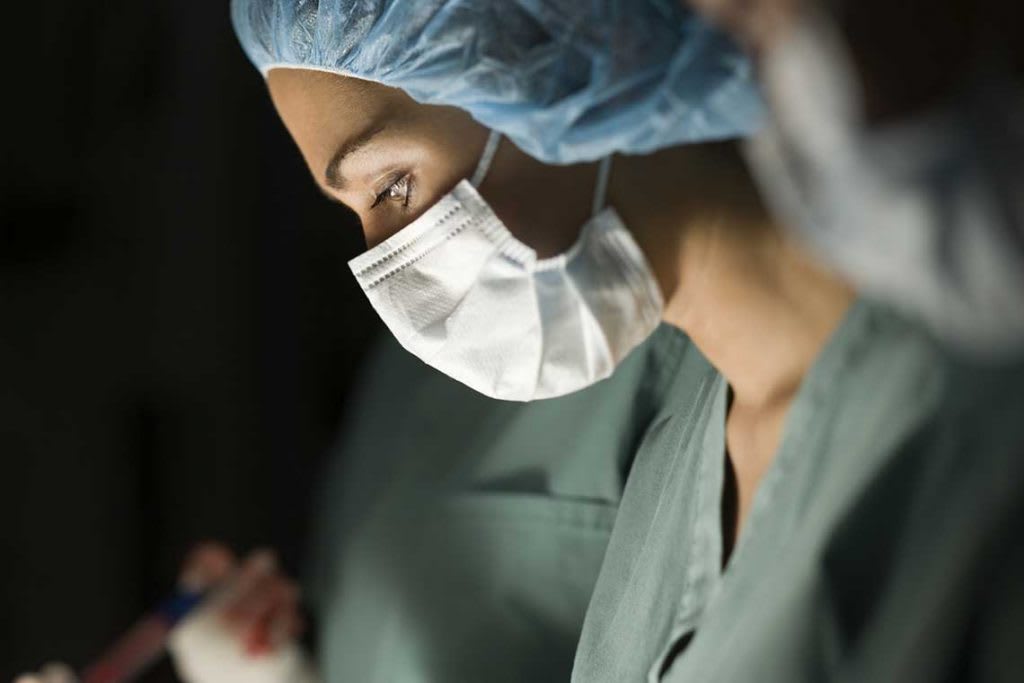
[
  {"xmin": 359, "ymin": 215, "xmax": 396, "ymax": 250},
  {"xmin": 506, "ymin": 209, "xmax": 585, "ymax": 260},
  {"xmin": 423, "ymin": 113, "xmax": 490, "ymax": 183},
  {"xmin": 361, "ymin": 209, "xmax": 424, "ymax": 251},
  {"xmin": 484, "ymin": 165, "xmax": 595, "ymax": 259}
]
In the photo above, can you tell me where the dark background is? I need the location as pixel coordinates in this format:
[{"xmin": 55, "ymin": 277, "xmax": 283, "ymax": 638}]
[{"xmin": 1, "ymin": 2, "xmax": 377, "ymax": 678}]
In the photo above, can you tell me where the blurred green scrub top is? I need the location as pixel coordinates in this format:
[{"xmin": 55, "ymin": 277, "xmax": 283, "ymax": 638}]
[
  {"xmin": 572, "ymin": 300, "xmax": 1024, "ymax": 682},
  {"xmin": 306, "ymin": 324, "xmax": 691, "ymax": 683}
]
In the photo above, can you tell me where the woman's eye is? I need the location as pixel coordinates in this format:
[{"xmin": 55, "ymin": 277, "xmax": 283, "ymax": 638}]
[{"xmin": 372, "ymin": 174, "xmax": 413, "ymax": 209}]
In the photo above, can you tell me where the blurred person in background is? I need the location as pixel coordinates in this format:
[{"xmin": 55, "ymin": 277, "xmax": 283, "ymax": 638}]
[{"xmin": 693, "ymin": 0, "xmax": 1024, "ymax": 357}]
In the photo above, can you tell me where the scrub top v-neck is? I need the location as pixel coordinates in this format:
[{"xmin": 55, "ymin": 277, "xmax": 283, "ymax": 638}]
[{"xmin": 572, "ymin": 300, "xmax": 947, "ymax": 682}]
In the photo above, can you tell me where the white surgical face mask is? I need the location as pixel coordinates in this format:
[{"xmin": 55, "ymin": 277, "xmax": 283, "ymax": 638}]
[
  {"xmin": 748, "ymin": 13, "xmax": 1024, "ymax": 358},
  {"xmin": 348, "ymin": 132, "xmax": 664, "ymax": 401}
]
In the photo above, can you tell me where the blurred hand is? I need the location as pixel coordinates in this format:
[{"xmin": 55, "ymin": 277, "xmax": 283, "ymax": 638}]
[
  {"xmin": 168, "ymin": 543, "xmax": 316, "ymax": 683},
  {"xmin": 13, "ymin": 663, "xmax": 77, "ymax": 683}
]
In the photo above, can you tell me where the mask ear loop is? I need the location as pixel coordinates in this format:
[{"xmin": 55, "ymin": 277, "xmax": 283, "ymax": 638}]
[
  {"xmin": 471, "ymin": 130, "xmax": 503, "ymax": 188},
  {"xmin": 591, "ymin": 156, "xmax": 614, "ymax": 217}
]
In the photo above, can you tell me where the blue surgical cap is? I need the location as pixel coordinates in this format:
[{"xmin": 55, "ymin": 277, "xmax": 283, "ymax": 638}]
[{"xmin": 232, "ymin": 0, "xmax": 762, "ymax": 164}]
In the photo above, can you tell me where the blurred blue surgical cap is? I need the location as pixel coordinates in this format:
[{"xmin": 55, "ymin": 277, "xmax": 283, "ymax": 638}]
[{"xmin": 232, "ymin": 0, "xmax": 762, "ymax": 164}]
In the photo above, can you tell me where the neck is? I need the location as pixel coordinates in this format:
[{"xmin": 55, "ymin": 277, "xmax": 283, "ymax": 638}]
[
  {"xmin": 671, "ymin": 227, "xmax": 854, "ymax": 409},
  {"xmin": 609, "ymin": 142, "xmax": 855, "ymax": 409}
]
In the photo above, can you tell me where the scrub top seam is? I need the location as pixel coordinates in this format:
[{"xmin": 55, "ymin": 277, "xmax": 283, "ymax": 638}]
[{"xmin": 589, "ymin": 370, "xmax": 720, "ymax": 654}]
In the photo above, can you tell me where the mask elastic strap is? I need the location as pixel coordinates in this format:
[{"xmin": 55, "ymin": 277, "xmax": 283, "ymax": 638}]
[
  {"xmin": 471, "ymin": 130, "xmax": 502, "ymax": 188},
  {"xmin": 591, "ymin": 156, "xmax": 613, "ymax": 217}
]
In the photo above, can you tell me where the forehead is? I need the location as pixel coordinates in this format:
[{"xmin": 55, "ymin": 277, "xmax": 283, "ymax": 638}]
[
  {"xmin": 266, "ymin": 69, "xmax": 404, "ymax": 176},
  {"xmin": 267, "ymin": 69, "xmax": 398, "ymax": 128}
]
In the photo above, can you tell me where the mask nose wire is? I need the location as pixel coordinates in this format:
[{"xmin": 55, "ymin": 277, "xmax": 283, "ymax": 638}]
[{"xmin": 470, "ymin": 130, "xmax": 503, "ymax": 187}]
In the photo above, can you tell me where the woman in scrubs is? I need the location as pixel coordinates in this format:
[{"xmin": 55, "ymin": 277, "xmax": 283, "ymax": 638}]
[
  {"xmin": 179, "ymin": 0, "xmax": 861, "ymax": 676},
  {"xmin": 163, "ymin": 1, "xmax": 928, "ymax": 682}
]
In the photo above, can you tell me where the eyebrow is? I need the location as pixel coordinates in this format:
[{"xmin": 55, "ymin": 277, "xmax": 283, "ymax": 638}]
[{"xmin": 324, "ymin": 123, "xmax": 388, "ymax": 191}]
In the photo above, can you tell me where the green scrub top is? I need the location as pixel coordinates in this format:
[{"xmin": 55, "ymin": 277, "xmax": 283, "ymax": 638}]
[
  {"xmin": 573, "ymin": 300, "xmax": 1024, "ymax": 682},
  {"xmin": 306, "ymin": 324, "xmax": 692, "ymax": 683}
]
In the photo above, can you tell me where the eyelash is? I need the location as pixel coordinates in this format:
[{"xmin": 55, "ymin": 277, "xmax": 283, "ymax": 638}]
[{"xmin": 371, "ymin": 173, "xmax": 414, "ymax": 210}]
